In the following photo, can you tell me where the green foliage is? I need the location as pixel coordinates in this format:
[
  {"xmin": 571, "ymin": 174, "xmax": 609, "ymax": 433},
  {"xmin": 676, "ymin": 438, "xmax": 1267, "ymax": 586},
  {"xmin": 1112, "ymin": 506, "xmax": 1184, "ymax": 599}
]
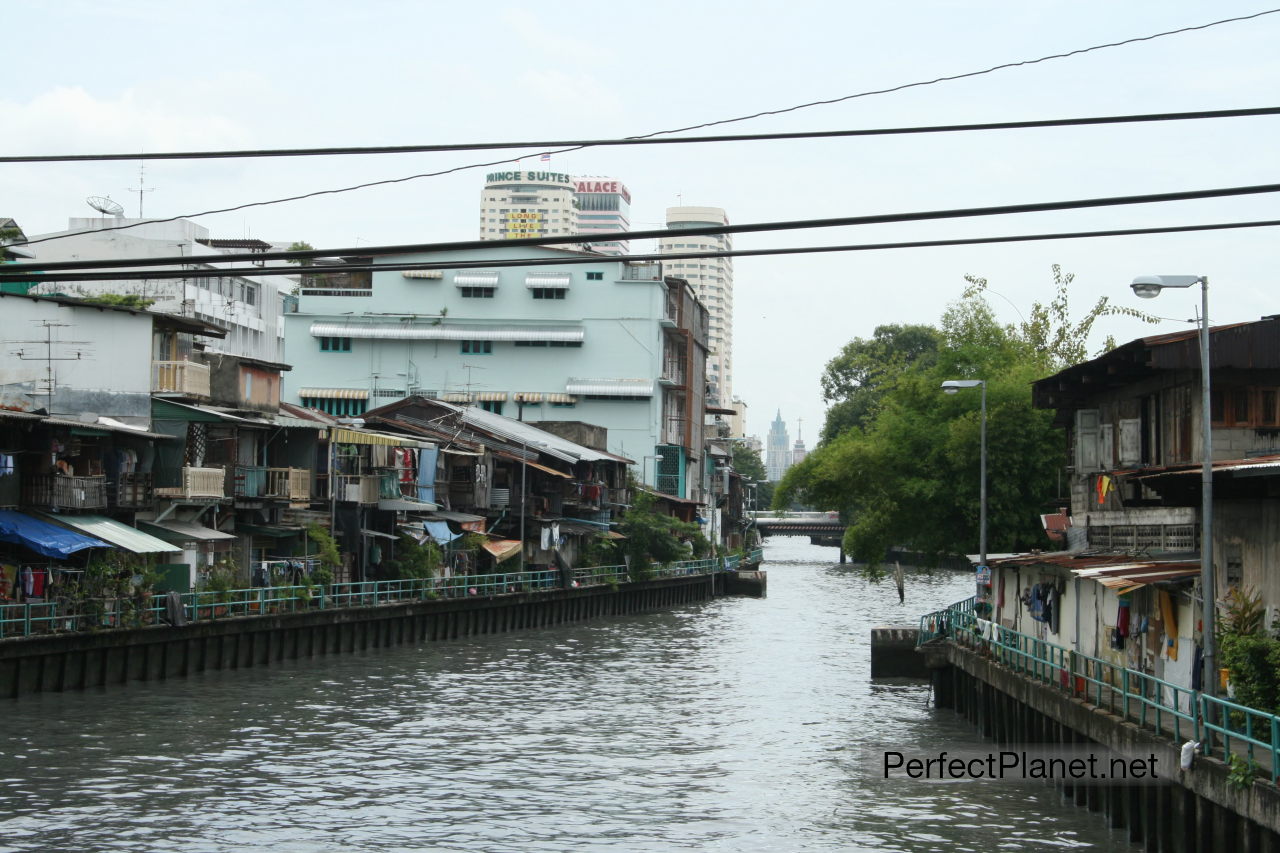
[
  {"xmin": 394, "ymin": 533, "xmax": 442, "ymax": 579},
  {"xmin": 578, "ymin": 534, "xmax": 619, "ymax": 568},
  {"xmin": 731, "ymin": 443, "xmax": 775, "ymax": 510},
  {"xmin": 617, "ymin": 492, "xmax": 702, "ymax": 576},
  {"xmin": 1219, "ymin": 634, "xmax": 1280, "ymax": 714},
  {"xmin": 1227, "ymin": 753, "xmax": 1258, "ymax": 790},
  {"xmin": 1219, "ymin": 586, "xmax": 1266, "ymax": 640},
  {"xmin": 286, "ymin": 241, "xmax": 316, "ymax": 265},
  {"xmin": 306, "ymin": 523, "xmax": 341, "ymax": 585},
  {"xmin": 201, "ymin": 558, "xmax": 240, "ymax": 603},
  {"xmin": 780, "ymin": 269, "xmax": 1131, "ymax": 568},
  {"xmin": 78, "ymin": 292, "xmax": 156, "ymax": 310}
]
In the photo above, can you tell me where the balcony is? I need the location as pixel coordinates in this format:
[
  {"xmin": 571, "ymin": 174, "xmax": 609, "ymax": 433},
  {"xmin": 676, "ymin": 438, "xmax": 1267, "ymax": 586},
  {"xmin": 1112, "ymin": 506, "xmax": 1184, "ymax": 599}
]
[
  {"xmin": 265, "ymin": 468, "xmax": 312, "ymax": 502},
  {"xmin": 622, "ymin": 261, "xmax": 663, "ymax": 282},
  {"xmin": 152, "ymin": 360, "xmax": 211, "ymax": 398},
  {"xmin": 155, "ymin": 466, "xmax": 226, "ymax": 500},
  {"xmin": 115, "ymin": 472, "xmax": 153, "ymax": 509},
  {"xmin": 234, "ymin": 465, "xmax": 267, "ymax": 499},
  {"xmin": 336, "ymin": 474, "xmax": 381, "ymax": 504},
  {"xmin": 23, "ymin": 474, "xmax": 108, "ymax": 510}
]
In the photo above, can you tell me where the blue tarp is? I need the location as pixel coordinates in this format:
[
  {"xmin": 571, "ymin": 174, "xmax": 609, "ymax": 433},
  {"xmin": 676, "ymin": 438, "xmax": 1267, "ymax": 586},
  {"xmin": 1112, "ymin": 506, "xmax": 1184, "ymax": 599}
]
[
  {"xmin": 423, "ymin": 521, "xmax": 461, "ymax": 544},
  {"xmin": 417, "ymin": 446, "xmax": 438, "ymax": 505},
  {"xmin": 0, "ymin": 510, "xmax": 111, "ymax": 558}
]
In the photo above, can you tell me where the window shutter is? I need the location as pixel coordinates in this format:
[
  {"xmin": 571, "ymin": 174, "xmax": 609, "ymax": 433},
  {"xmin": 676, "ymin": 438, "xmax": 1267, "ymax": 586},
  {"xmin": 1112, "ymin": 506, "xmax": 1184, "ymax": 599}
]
[
  {"xmin": 1118, "ymin": 419, "xmax": 1141, "ymax": 466},
  {"xmin": 1098, "ymin": 423, "xmax": 1115, "ymax": 470},
  {"xmin": 1075, "ymin": 409, "xmax": 1100, "ymax": 471}
]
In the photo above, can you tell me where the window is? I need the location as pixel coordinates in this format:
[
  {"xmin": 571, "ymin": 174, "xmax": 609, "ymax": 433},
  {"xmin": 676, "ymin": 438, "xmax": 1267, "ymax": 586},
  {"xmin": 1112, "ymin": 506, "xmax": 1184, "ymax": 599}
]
[
  {"xmin": 244, "ymin": 284, "xmax": 257, "ymax": 306},
  {"xmin": 480, "ymin": 400, "xmax": 504, "ymax": 415},
  {"xmin": 1213, "ymin": 386, "xmax": 1280, "ymax": 427},
  {"xmin": 514, "ymin": 340, "xmax": 581, "ymax": 348},
  {"xmin": 586, "ymin": 272, "xmax": 603, "ymax": 281},
  {"xmin": 460, "ymin": 287, "xmax": 495, "ymax": 298},
  {"xmin": 550, "ymin": 401, "xmax": 575, "ymax": 408},
  {"xmin": 461, "ymin": 340, "xmax": 492, "ymax": 354},
  {"xmin": 319, "ymin": 337, "xmax": 352, "ymax": 352},
  {"xmin": 531, "ymin": 288, "xmax": 566, "ymax": 299}
]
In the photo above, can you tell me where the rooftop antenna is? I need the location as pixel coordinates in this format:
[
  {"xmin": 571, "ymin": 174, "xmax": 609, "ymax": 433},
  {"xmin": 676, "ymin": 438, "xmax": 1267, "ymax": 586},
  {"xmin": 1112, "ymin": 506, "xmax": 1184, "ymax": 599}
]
[
  {"xmin": 86, "ymin": 196, "xmax": 125, "ymax": 219},
  {"xmin": 5, "ymin": 321, "xmax": 93, "ymax": 412},
  {"xmin": 127, "ymin": 161, "xmax": 157, "ymax": 218}
]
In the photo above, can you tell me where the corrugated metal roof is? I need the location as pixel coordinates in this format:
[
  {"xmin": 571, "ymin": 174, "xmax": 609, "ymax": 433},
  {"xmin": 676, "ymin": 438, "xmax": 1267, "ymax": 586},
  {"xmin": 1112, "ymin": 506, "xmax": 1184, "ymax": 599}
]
[
  {"xmin": 525, "ymin": 272, "xmax": 571, "ymax": 288},
  {"xmin": 309, "ymin": 322, "xmax": 584, "ymax": 342},
  {"xmin": 330, "ymin": 427, "xmax": 409, "ymax": 447},
  {"xmin": 453, "ymin": 271, "xmax": 500, "ymax": 286},
  {"xmin": 39, "ymin": 513, "xmax": 181, "ymax": 553},
  {"xmin": 565, "ymin": 378, "xmax": 654, "ymax": 397}
]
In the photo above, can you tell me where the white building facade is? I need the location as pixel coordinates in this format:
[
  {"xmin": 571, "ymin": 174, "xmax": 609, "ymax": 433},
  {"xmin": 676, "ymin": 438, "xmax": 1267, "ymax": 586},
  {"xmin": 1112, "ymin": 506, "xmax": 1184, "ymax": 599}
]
[
  {"xmin": 658, "ymin": 206, "xmax": 734, "ymax": 407},
  {"xmin": 479, "ymin": 170, "xmax": 579, "ymax": 242},
  {"xmin": 282, "ymin": 246, "xmax": 709, "ymax": 500},
  {"xmin": 572, "ymin": 177, "xmax": 631, "ymax": 255},
  {"xmin": 24, "ymin": 217, "xmax": 287, "ymax": 365}
]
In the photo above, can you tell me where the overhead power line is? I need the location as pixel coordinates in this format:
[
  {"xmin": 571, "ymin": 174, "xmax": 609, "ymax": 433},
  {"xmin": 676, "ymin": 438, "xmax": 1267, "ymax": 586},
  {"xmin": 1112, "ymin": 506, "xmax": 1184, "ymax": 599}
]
[
  {"xmin": 6, "ymin": 219, "xmax": 1280, "ymax": 284},
  {"xmin": 5, "ymin": 107, "xmax": 1278, "ymax": 163},
  {"xmin": 10, "ymin": 180, "xmax": 1280, "ymax": 273},
  {"xmin": 15, "ymin": 8, "xmax": 1277, "ymax": 249}
]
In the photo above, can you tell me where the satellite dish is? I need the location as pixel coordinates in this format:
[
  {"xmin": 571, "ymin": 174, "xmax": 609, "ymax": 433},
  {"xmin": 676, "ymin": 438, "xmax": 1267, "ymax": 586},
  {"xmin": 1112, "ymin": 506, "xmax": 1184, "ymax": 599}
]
[{"xmin": 86, "ymin": 196, "xmax": 125, "ymax": 218}]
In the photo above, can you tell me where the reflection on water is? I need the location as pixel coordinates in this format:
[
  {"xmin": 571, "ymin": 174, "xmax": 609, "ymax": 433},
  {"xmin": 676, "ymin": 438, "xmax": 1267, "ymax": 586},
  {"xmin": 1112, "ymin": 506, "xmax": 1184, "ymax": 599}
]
[{"xmin": 0, "ymin": 539, "xmax": 1136, "ymax": 851}]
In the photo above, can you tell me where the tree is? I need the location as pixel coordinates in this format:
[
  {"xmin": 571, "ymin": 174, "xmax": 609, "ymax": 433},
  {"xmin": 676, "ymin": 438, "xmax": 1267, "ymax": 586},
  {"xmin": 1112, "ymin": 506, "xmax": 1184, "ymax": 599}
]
[
  {"xmin": 817, "ymin": 324, "xmax": 940, "ymax": 444},
  {"xmin": 78, "ymin": 293, "xmax": 156, "ymax": 310},
  {"xmin": 286, "ymin": 241, "xmax": 316, "ymax": 266},
  {"xmin": 731, "ymin": 443, "xmax": 774, "ymax": 510},
  {"xmin": 616, "ymin": 492, "xmax": 702, "ymax": 577},
  {"xmin": 778, "ymin": 267, "xmax": 1124, "ymax": 569}
]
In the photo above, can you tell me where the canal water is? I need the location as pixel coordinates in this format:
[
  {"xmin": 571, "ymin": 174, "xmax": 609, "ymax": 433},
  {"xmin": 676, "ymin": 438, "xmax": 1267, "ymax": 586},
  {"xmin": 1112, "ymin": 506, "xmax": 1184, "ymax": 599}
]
[{"xmin": 0, "ymin": 538, "xmax": 1139, "ymax": 852}]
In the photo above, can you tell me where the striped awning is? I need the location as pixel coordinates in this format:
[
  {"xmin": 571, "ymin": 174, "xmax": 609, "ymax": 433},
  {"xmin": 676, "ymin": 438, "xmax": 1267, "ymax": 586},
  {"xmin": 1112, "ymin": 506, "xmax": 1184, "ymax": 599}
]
[
  {"xmin": 402, "ymin": 270, "xmax": 443, "ymax": 279},
  {"xmin": 299, "ymin": 388, "xmax": 369, "ymax": 400},
  {"xmin": 309, "ymin": 322, "xmax": 583, "ymax": 343},
  {"xmin": 525, "ymin": 272, "xmax": 571, "ymax": 288},
  {"xmin": 565, "ymin": 379, "xmax": 654, "ymax": 397},
  {"xmin": 544, "ymin": 393, "xmax": 576, "ymax": 404},
  {"xmin": 330, "ymin": 427, "xmax": 406, "ymax": 447},
  {"xmin": 476, "ymin": 392, "xmax": 507, "ymax": 402},
  {"xmin": 441, "ymin": 392, "xmax": 473, "ymax": 403},
  {"xmin": 513, "ymin": 392, "xmax": 542, "ymax": 403},
  {"xmin": 454, "ymin": 271, "xmax": 500, "ymax": 286}
]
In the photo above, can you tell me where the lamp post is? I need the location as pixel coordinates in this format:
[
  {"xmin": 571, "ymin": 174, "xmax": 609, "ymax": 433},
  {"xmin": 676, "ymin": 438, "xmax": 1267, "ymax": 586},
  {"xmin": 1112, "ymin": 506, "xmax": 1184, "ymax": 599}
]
[
  {"xmin": 643, "ymin": 454, "xmax": 664, "ymax": 488},
  {"xmin": 941, "ymin": 379, "xmax": 988, "ymax": 569},
  {"xmin": 1131, "ymin": 274, "xmax": 1215, "ymax": 696}
]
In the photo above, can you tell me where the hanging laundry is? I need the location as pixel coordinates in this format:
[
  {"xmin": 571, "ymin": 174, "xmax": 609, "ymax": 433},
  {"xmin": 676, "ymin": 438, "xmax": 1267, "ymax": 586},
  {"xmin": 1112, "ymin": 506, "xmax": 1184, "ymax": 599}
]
[
  {"xmin": 1095, "ymin": 474, "xmax": 1112, "ymax": 506},
  {"xmin": 1116, "ymin": 597, "xmax": 1131, "ymax": 638},
  {"xmin": 1158, "ymin": 589, "xmax": 1179, "ymax": 661}
]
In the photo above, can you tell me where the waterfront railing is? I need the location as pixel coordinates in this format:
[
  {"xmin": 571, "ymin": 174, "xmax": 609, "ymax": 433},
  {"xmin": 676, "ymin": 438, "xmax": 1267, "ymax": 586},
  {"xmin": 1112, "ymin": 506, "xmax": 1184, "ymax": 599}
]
[
  {"xmin": 918, "ymin": 597, "xmax": 1280, "ymax": 782},
  {"xmin": 0, "ymin": 555, "xmax": 753, "ymax": 641}
]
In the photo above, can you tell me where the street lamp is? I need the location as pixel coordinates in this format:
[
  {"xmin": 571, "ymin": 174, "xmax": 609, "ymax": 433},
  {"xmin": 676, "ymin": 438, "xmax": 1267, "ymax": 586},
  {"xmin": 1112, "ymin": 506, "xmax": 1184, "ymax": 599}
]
[
  {"xmin": 643, "ymin": 454, "xmax": 664, "ymax": 487},
  {"xmin": 1131, "ymin": 274, "xmax": 1215, "ymax": 696},
  {"xmin": 941, "ymin": 379, "xmax": 988, "ymax": 570}
]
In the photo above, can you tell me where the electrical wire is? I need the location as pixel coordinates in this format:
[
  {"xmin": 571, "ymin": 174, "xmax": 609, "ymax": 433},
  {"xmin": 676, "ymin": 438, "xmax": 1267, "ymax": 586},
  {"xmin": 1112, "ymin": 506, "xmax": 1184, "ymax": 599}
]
[
  {"xmin": 15, "ymin": 7, "xmax": 1277, "ymax": 249},
  {"xmin": 4, "ymin": 106, "xmax": 1278, "ymax": 163},
  {"xmin": 11, "ymin": 180, "xmax": 1280, "ymax": 272},
  {"xmin": 7, "ymin": 218, "xmax": 1279, "ymax": 283}
]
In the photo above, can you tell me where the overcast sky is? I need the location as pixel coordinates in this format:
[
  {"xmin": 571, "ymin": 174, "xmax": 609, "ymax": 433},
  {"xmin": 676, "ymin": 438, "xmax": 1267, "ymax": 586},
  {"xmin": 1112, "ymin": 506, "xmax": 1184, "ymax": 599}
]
[{"xmin": 5, "ymin": 1, "xmax": 1280, "ymax": 444}]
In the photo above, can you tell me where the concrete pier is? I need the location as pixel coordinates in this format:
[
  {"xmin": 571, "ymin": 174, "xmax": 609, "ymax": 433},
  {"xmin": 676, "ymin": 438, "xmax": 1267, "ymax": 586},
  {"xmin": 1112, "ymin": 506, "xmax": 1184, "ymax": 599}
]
[{"xmin": 870, "ymin": 626, "xmax": 928, "ymax": 678}]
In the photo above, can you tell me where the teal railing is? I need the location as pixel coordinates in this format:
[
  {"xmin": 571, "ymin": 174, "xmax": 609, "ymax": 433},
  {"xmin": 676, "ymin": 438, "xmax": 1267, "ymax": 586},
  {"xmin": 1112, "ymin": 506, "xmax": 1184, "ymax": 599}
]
[
  {"xmin": 0, "ymin": 555, "xmax": 753, "ymax": 641},
  {"xmin": 918, "ymin": 597, "xmax": 1279, "ymax": 782}
]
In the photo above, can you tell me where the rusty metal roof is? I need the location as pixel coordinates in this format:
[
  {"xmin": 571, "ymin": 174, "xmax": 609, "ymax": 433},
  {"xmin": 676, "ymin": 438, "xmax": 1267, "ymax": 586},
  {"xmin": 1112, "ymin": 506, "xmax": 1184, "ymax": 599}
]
[{"xmin": 988, "ymin": 551, "xmax": 1199, "ymax": 593}]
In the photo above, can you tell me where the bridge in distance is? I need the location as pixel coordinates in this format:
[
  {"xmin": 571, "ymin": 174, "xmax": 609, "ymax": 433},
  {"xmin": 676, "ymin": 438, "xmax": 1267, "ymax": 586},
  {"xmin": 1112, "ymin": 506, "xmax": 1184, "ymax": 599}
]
[{"xmin": 752, "ymin": 512, "xmax": 846, "ymax": 546}]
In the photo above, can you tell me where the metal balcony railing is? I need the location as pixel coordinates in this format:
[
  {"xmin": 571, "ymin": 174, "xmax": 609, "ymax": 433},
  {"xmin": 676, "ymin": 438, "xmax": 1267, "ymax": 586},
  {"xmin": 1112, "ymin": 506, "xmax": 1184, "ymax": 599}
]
[
  {"xmin": 23, "ymin": 474, "xmax": 108, "ymax": 510},
  {"xmin": 266, "ymin": 468, "xmax": 312, "ymax": 501},
  {"xmin": 155, "ymin": 466, "xmax": 226, "ymax": 500},
  {"xmin": 623, "ymin": 261, "xmax": 663, "ymax": 282},
  {"xmin": 152, "ymin": 360, "xmax": 211, "ymax": 397}
]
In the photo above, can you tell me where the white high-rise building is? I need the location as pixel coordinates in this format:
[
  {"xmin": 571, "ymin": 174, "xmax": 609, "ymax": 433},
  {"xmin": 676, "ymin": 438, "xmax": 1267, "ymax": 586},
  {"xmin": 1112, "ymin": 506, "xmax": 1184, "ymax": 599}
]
[
  {"xmin": 479, "ymin": 169, "xmax": 579, "ymax": 241},
  {"xmin": 659, "ymin": 206, "xmax": 733, "ymax": 407},
  {"xmin": 573, "ymin": 177, "xmax": 631, "ymax": 256}
]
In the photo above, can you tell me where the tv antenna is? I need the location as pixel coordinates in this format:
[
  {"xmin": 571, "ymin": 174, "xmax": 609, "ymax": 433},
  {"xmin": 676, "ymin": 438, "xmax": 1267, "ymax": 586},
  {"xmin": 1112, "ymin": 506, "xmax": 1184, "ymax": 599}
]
[
  {"xmin": 5, "ymin": 321, "xmax": 93, "ymax": 411},
  {"xmin": 86, "ymin": 196, "xmax": 125, "ymax": 218},
  {"xmin": 127, "ymin": 162, "xmax": 157, "ymax": 218}
]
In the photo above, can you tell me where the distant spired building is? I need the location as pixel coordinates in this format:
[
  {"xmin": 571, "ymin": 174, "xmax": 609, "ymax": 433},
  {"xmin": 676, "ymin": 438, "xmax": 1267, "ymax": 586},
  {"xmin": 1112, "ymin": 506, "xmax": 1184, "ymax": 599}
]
[{"xmin": 766, "ymin": 410, "xmax": 791, "ymax": 481}]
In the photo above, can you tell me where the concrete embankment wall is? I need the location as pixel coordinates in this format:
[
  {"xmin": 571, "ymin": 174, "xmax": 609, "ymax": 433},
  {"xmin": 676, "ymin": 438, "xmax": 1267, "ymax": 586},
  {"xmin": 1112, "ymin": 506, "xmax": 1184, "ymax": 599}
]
[
  {"xmin": 933, "ymin": 641, "xmax": 1280, "ymax": 851},
  {"xmin": 0, "ymin": 574, "xmax": 725, "ymax": 699}
]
